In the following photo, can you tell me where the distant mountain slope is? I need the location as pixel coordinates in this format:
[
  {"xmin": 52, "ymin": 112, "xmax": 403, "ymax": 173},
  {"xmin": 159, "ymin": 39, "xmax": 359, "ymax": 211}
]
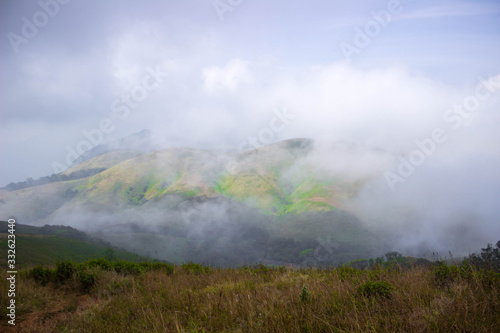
[
  {"xmin": 1, "ymin": 131, "xmax": 151, "ymax": 191},
  {"xmin": 0, "ymin": 181, "xmax": 78, "ymax": 223},
  {"xmin": 69, "ymin": 129, "xmax": 154, "ymax": 166},
  {"xmin": 0, "ymin": 137, "xmax": 396, "ymax": 266},
  {"xmin": 62, "ymin": 149, "xmax": 142, "ymax": 176},
  {"xmin": 0, "ymin": 221, "xmax": 149, "ymax": 267},
  {"xmin": 69, "ymin": 138, "xmax": 368, "ymax": 216}
]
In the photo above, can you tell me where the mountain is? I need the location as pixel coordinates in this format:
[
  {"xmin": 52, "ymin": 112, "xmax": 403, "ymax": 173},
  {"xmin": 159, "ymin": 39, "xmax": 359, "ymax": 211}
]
[
  {"xmin": 0, "ymin": 136, "xmax": 396, "ymax": 266},
  {"xmin": 0, "ymin": 221, "xmax": 149, "ymax": 267},
  {"xmin": 1, "ymin": 130, "xmax": 151, "ymax": 191},
  {"xmin": 68, "ymin": 129, "xmax": 155, "ymax": 167}
]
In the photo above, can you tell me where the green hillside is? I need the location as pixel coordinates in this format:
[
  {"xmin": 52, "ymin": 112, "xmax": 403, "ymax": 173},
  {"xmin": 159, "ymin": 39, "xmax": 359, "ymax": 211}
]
[
  {"xmin": 0, "ymin": 139, "xmax": 357, "ymax": 221},
  {"xmin": 0, "ymin": 234, "xmax": 146, "ymax": 268},
  {"xmin": 0, "ymin": 138, "xmax": 395, "ymax": 266},
  {"xmin": 0, "ymin": 222, "xmax": 148, "ymax": 267}
]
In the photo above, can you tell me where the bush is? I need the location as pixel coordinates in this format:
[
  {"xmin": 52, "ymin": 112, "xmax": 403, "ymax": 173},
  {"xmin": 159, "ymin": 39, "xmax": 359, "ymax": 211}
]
[
  {"xmin": 299, "ymin": 285, "xmax": 311, "ymax": 303},
  {"xmin": 385, "ymin": 251, "xmax": 403, "ymax": 262},
  {"xmin": 336, "ymin": 266, "xmax": 362, "ymax": 281},
  {"xmin": 77, "ymin": 269, "xmax": 98, "ymax": 292},
  {"xmin": 433, "ymin": 261, "xmax": 460, "ymax": 288},
  {"xmin": 28, "ymin": 259, "xmax": 176, "ymax": 294},
  {"xmin": 113, "ymin": 261, "xmax": 144, "ymax": 275},
  {"xmin": 468, "ymin": 240, "xmax": 500, "ymax": 272},
  {"xmin": 30, "ymin": 266, "xmax": 54, "ymax": 285},
  {"xmin": 182, "ymin": 261, "xmax": 209, "ymax": 274},
  {"xmin": 470, "ymin": 267, "xmax": 500, "ymax": 290},
  {"xmin": 140, "ymin": 262, "xmax": 175, "ymax": 275},
  {"xmin": 55, "ymin": 260, "xmax": 76, "ymax": 283},
  {"xmin": 252, "ymin": 263, "xmax": 271, "ymax": 275},
  {"xmin": 86, "ymin": 258, "xmax": 114, "ymax": 271},
  {"xmin": 358, "ymin": 281, "xmax": 392, "ymax": 298},
  {"xmin": 83, "ymin": 259, "xmax": 174, "ymax": 275}
]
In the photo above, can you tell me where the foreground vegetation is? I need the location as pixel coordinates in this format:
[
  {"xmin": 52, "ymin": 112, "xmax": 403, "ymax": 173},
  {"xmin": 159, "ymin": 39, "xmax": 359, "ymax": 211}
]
[{"xmin": 1, "ymin": 252, "xmax": 499, "ymax": 332}]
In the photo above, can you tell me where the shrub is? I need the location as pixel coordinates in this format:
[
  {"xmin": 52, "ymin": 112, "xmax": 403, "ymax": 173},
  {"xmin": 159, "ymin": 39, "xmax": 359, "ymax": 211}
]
[
  {"xmin": 30, "ymin": 266, "xmax": 54, "ymax": 285},
  {"xmin": 113, "ymin": 261, "xmax": 144, "ymax": 275},
  {"xmin": 253, "ymin": 263, "xmax": 271, "ymax": 274},
  {"xmin": 473, "ymin": 268, "xmax": 500, "ymax": 290},
  {"xmin": 182, "ymin": 261, "xmax": 209, "ymax": 275},
  {"xmin": 385, "ymin": 251, "xmax": 403, "ymax": 262},
  {"xmin": 299, "ymin": 285, "xmax": 310, "ymax": 303},
  {"xmin": 336, "ymin": 266, "xmax": 362, "ymax": 281},
  {"xmin": 86, "ymin": 258, "xmax": 114, "ymax": 271},
  {"xmin": 55, "ymin": 260, "xmax": 76, "ymax": 283},
  {"xmin": 358, "ymin": 281, "xmax": 392, "ymax": 298},
  {"xmin": 28, "ymin": 259, "xmax": 176, "ymax": 293},
  {"xmin": 139, "ymin": 262, "xmax": 175, "ymax": 275},
  {"xmin": 433, "ymin": 261, "xmax": 460, "ymax": 288},
  {"xmin": 77, "ymin": 269, "xmax": 98, "ymax": 292},
  {"xmin": 468, "ymin": 240, "xmax": 500, "ymax": 272}
]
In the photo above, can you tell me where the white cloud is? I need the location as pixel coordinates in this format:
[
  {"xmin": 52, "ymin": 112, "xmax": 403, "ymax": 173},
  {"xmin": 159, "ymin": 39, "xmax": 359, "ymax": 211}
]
[
  {"xmin": 107, "ymin": 21, "xmax": 178, "ymax": 92},
  {"xmin": 202, "ymin": 59, "xmax": 254, "ymax": 93}
]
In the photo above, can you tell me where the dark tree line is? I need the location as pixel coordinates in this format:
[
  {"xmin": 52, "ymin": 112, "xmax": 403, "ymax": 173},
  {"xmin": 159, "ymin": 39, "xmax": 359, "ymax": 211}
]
[{"xmin": 468, "ymin": 240, "xmax": 500, "ymax": 272}]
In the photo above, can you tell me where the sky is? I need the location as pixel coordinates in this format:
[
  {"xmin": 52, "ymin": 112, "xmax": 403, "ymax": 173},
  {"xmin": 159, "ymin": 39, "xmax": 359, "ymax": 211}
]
[{"xmin": 1, "ymin": 0, "xmax": 500, "ymax": 187}]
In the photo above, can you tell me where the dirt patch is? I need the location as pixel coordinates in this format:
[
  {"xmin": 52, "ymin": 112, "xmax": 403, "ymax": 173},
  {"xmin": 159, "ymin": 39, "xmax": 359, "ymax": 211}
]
[{"xmin": 1, "ymin": 293, "xmax": 93, "ymax": 332}]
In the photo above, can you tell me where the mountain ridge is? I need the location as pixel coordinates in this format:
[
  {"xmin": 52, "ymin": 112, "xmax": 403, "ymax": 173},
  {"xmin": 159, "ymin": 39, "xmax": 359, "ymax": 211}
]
[{"xmin": 0, "ymin": 135, "xmax": 395, "ymax": 265}]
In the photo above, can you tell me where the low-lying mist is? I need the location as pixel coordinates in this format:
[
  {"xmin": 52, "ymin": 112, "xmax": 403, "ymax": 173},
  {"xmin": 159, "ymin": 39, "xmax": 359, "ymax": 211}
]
[{"xmin": 11, "ymin": 131, "xmax": 494, "ymax": 265}]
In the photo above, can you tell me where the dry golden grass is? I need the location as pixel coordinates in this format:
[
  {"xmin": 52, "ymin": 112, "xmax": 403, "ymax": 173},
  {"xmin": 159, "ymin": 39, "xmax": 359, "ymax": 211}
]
[{"xmin": 1, "ymin": 263, "xmax": 499, "ymax": 332}]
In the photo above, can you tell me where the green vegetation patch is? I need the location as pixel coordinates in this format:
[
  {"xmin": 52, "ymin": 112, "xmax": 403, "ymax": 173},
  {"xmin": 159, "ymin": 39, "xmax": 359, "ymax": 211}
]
[
  {"xmin": 357, "ymin": 280, "xmax": 393, "ymax": 298},
  {"xmin": 28, "ymin": 259, "xmax": 174, "ymax": 292},
  {"xmin": 0, "ymin": 234, "xmax": 146, "ymax": 267},
  {"xmin": 215, "ymin": 172, "xmax": 284, "ymax": 213},
  {"xmin": 284, "ymin": 200, "xmax": 333, "ymax": 215}
]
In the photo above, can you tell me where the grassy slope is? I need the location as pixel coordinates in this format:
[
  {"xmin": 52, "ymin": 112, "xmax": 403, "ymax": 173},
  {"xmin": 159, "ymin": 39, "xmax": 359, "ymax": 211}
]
[
  {"xmin": 0, "ymin": 180, "xmax": 82, "ymax": 224},
  {"xmin": 0, "ymin": 221, "xmax": 149, "ymax": 268},
  {"xmin": 0, "ymin": 234, "xmax": 146, "ymax": 268},
  {"xmin": 72, "ymin": 139, "xmax": 348, "ymax": 216},
  {"xmin": 76, "ymin": 148, "xmax": 221, "ymax": 207},
  {"xmin": 1, "ymin": 262, "xmax": 498, "ymax": 332},
  {"xmin": 0, "ymin": 139, "xmax": 365, "ymax": 225},
  {"xmin": 62, "ymin": 149, "xmax": 141, "ymax": 176}
]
